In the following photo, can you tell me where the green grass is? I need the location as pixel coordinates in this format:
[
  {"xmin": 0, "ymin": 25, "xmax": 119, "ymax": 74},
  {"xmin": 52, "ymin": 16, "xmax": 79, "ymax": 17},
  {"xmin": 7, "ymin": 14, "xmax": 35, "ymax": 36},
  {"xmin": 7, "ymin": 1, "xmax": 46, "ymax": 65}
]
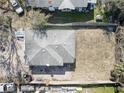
[
  {"xmin": 80, "ymin": 86, "xmax": 115, "ymax": 93},
  {"xmin": 48, "ymin": 10, "xmax": 94, "ymax": 23},
  {"xmin": 93, "ymin": 87, "xmax": 105, "ymax": 93},
  {"xmin": 105, "ymin": 87, "xmax": 115, "ymax": 93},
  {"xmin": 118, "ymin": 87, "xmax": 124, "ymax": 93},
  {"xmin": 92, "ymin": 87, "xmax": 115, "ymax": 93}
]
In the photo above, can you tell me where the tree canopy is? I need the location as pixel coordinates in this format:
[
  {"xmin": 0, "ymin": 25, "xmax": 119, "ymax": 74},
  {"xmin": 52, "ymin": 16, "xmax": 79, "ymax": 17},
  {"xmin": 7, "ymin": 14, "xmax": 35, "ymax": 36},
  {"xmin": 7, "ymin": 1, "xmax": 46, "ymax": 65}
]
[
  {"xmin": 104, "ymin": 0, "xmax": 124, "ymax": 25},
  {"xmin": 0, "ymin": 15, "xmax": 24, "ymax": 83},
  {"xmin": 111, "ymin": 27, "xmax": 124, "ymax": 84},
  {"xmin": 0, "ymin": 0, "xmax": 12, "ymax": 12},
  {"xmin": 29, "ymin": 10, "xmax": 50, "ymax": 30}
]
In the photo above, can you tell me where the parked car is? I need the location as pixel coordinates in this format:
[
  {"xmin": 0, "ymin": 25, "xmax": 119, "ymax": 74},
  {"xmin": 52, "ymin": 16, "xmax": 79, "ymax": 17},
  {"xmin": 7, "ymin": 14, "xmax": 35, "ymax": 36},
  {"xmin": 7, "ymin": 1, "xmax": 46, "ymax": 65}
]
[{"xmin": 10, "ymin": 0, "xmax": 23, "ymax": 14}]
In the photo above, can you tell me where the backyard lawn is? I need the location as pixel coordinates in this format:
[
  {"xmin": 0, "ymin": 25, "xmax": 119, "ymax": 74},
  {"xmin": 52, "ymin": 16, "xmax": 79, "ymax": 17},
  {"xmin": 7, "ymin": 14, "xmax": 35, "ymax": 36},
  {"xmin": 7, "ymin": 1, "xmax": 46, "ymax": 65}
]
[
  {"xmin": 48, "ymin": 10, "xmax": 94, "ymax": 23},
  {"xmin": 80, "ymin": 86, "xmax": 115, "ymax": 93},
  {"xmin": 92, "ymin": 86, "xmax": 115, "ymax": 93},
  {"xmin": 118, "ymin": 87, "xmax": 124, "ymax": 93}
]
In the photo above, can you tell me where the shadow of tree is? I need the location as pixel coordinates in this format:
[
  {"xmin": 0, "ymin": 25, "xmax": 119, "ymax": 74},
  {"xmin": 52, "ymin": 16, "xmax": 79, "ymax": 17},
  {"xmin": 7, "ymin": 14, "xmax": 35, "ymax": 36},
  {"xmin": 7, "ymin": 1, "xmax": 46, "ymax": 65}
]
[
  {"xmin": 33, "ymin": 27, "xmax": 48, "ymax": 39},
  {"xmin": 0, "ymin": 18, "xmax": 27, "ymax": 83}
]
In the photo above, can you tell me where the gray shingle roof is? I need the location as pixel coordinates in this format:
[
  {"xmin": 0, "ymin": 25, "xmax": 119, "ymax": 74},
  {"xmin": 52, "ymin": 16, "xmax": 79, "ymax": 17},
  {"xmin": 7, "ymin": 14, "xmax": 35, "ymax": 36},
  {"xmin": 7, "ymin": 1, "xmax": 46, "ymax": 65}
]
[
  {"xmin": 71, "ymin": 0, "xmax": 88, "ymax": 7},
  {"xmin": 26, "ymin": 0, "xmax": 88, "ymax": 8},
  {"xmin": 25, "ymin": 29, "xmax": 75, "ymax": 66}
]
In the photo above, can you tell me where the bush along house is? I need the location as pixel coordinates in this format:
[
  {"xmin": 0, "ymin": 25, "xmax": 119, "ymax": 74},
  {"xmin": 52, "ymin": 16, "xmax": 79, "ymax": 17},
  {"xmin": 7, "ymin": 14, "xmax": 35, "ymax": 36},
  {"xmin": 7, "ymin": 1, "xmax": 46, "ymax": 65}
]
[{"xmin": 26, "ymin": 0, "xmax": 97, "ymax": 12}]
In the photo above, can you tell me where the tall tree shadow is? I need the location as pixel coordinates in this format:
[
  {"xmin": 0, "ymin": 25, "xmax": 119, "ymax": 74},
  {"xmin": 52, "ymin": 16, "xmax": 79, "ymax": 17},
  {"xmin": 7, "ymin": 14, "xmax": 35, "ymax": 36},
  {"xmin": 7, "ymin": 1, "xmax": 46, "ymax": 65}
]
[{"xmin": 33, "ymin": 27, "xmax": 48, "ymax": 39}]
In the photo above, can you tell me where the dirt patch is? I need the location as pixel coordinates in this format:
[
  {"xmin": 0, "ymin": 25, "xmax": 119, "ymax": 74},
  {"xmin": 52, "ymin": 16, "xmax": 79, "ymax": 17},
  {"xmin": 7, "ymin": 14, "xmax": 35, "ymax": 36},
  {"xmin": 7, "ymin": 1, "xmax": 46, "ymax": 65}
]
[{"xmin": 72, "ymin": 29, "xmax": 116, "ymax": 81}]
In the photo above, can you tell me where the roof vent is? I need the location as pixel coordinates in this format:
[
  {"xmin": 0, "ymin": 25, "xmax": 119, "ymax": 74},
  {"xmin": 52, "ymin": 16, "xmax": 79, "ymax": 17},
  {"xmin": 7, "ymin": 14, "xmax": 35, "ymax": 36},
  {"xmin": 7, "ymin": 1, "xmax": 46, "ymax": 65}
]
[
  {"xmin": 64, "ymin": 43, "xmax": 66, "ymax": 46},
  {"xmin": 46, "ymin": 64, "xmax": 50, "ymax": 67},
  {"xmin": 42, "ymin": 49, "xmax": 46, "ymax": 53},
  {"xmin": 55, "ymin": 45, "xmax": 58, "ymax": 48},
  {"xmin": 55, "ymin": 40, "xmax": 58, "ymax": 43}
]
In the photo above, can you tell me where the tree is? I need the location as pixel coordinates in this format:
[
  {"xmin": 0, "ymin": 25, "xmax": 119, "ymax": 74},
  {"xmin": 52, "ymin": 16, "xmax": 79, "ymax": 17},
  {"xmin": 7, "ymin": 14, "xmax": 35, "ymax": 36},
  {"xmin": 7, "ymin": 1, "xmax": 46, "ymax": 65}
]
[
  {"xmin": 0, "ymin": 15, "xmax": 25, "ymax": 83},
  {"xmin": 0, "ymin": 15, "xmax": 12, "ymax": 81},
  {"xmin": 0, "ymin": 0, "xmax": 8, "ymax": 8},
  {"xmin": 29, "ymin": 10, "xmax": 50, "ymax": 31},
  {"xmin": 104, "ymin": 0, "xmax": 124, "ymax": 25},
  {"xmin": 110, "ymin": 63, "xmax": 124, "ymax": 82},
  {"xmin": 111, "ymin": 27, "xmax": 124, "ymax": 84},
  {"xmin": 0, "ymin": 0, "xmax": 12, "ymax": 13}
]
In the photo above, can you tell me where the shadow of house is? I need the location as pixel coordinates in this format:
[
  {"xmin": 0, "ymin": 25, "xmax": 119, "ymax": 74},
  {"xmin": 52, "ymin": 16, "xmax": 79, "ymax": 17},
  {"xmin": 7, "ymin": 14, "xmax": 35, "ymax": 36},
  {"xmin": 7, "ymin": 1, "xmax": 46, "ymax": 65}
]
[
  {"xmin": 25, "ymin": 29, "xmax": 75, "ymax": 75},
  {"xmin": 30, "ymin": 63, "xmax": 75, "ymax": 75}
]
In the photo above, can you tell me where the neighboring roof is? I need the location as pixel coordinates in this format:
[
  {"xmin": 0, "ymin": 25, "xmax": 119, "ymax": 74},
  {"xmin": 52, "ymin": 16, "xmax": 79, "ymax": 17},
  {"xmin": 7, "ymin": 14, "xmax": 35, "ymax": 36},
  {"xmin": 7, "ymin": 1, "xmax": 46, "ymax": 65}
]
[
  {"xmin": 58, "ymin": 0, "xmax": 75, "ymax": 10},
  {"xmin": 71, "ymin": 0, "xmax": 88, "ymax": 7},
  {"xmin": 25, "ymin": 29, "xmax": 75, "ymax": 66},
  {"xmin": 88, "ymin": 0, "xmax": 97, "ymax": 3},
  {"xmin": 26, "ymin": 0, "xmax": 62, "ymax": 7},
  {"xmin": 26, "ymin": 0, "xmax": 88, "ymax": 8}
]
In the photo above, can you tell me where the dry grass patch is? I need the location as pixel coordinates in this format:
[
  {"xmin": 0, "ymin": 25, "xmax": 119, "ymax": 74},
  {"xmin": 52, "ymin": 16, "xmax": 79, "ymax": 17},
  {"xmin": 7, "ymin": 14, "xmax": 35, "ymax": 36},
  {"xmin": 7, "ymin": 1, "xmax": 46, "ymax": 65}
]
[{"xmin": 72, "ymin": 29, "xmax": 116, "ymax": 81}]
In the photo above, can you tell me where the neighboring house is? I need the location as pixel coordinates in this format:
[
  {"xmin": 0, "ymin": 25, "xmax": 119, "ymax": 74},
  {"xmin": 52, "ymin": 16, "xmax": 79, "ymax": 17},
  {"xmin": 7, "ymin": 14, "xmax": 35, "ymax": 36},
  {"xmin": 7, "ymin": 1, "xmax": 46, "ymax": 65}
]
[
  {"xmin": 26, "ymin": 0, "xmax": 97, "ymax": 12},
  {"xmin": 25, "ymin": 29, "xmax": 75, "ymax": 66}
]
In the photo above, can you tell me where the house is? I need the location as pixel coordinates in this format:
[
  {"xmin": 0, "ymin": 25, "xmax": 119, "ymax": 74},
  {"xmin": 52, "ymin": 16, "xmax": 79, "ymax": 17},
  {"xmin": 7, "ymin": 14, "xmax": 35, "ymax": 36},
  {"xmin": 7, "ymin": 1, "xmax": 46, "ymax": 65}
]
[
  {"xmin": 26, "ymin": 0, "xmax": 97, "ymax": 12},
  {"xmin": 25, "ymin": 29, "xmax": 75, "ymax": 66}
]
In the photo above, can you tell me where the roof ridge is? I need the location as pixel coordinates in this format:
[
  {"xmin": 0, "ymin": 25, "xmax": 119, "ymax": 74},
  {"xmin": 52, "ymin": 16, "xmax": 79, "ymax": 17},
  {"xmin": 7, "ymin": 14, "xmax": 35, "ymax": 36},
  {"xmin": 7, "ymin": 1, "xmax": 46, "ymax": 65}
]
[
  {"xmin": 46, "ymin": 46, "xmax": 63, "ymax": 65},
  {"xmin": 61, "ymin": 45, "xmax": 74, "ymax": 58}
]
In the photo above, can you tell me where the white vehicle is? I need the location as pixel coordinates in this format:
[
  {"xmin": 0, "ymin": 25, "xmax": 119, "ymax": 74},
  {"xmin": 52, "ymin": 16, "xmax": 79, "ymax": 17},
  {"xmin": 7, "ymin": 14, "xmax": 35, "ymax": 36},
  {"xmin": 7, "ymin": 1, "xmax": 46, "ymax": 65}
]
[{"xmin": 10, "ymin": 0, "xmax": 23, "ymax": 14}]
